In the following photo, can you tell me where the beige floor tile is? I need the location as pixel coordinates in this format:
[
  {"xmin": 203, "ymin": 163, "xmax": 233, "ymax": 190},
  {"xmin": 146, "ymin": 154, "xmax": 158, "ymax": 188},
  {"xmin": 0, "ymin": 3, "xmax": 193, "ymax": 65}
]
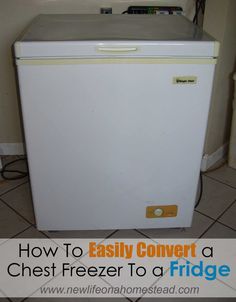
[
  {"xmin": 206, "ymin": 164, "xmax": 236, "ymax": 188},
  {"xmin": 196, "ymin": 176, "xmax": 236, "ymax": 219},
  {"xmin": 26, "ymin": 298, "xmax": 128, "ymax": 301},
  {"xmin": 43, "ymin": 229, "xmax": 116, "ymax": 239},
  {"xmin": 3, "ymin": 297, "xmax": 23, "ymax": 302},
  {"xmin": 109, "ymin": 229, "xmax": 146, "ymax": 238},
  {"xmin": 203, "ymin": 222, "xmax": 236, "ymax": 238},
  {"xmin": 0, "ymin": 200, "xmax": 29, "ymax": 237},
  {"xmin": 15, "ymin": 226, "xmax": 47, "ymax": 238},
  {"xmin": 138, "ymin": 211, "xmax": 214, "ymax": 238},
  {"xmin": 0, "ymin": 178, "xmax": 27, "ymax": 197},
  {"xmin": 218, "ymin": 201, "xmax": 236, "ymax": 230},
  {"xmin": 1, "ymin": 182, "xmax": 35, "ymax": 224},
  {"xmin": 140, "ymin": 298, "xmax": 236, "ymax": 301}
]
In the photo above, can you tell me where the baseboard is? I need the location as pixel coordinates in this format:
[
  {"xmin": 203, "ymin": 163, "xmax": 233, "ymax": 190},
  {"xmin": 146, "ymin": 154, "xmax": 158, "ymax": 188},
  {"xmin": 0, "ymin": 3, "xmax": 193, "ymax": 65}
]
[
  {"xmin": 201, "ymin": 143, "xmax": 228, "ymax": 172},
  {"xmin": 0, "ymin": 143, "xmax": 25, "ymax": 155}
]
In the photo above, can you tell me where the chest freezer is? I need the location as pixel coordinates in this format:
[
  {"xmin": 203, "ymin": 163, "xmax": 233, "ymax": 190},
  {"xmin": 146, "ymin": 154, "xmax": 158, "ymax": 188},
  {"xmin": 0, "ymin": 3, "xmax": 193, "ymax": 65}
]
[{"xmin": 14, "ymin": 14, "xmax": 219, "ymax": 230}]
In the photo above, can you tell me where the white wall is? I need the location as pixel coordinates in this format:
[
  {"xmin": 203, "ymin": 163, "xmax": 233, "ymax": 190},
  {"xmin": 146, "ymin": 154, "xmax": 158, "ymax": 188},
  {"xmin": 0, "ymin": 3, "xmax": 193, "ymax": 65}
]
[
  {"xmin": 0, "ymin": 0, "xmax": 194, "ymax": 150},
  {"xmin": 203, "ymin": 0, "xmax": 236, "ymax": 156}
]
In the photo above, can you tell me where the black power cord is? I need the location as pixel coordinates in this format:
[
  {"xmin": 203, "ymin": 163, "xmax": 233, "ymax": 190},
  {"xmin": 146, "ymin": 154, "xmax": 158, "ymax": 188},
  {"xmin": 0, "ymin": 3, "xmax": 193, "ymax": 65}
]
[
  {"xmin": 0, "ymin": 157, "xmax": 28, "ymax": 180},
  {"xmin": 194, "ymin": 161, "xmax": 226, "ymax": 209},
  {"xmin": 193, "ymin": 0, "xmax": 206, "ymax": 25},
  {"xmin": 195, "ymin": 173, "xmax": 203, "ymax": 208}
]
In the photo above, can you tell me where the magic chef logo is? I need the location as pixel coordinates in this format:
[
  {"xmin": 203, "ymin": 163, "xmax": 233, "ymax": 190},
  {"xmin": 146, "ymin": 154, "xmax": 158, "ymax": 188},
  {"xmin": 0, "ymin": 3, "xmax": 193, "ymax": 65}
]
[{"xmin": 173, "ymin": 76, "xmax": 197, "ymax": 84}]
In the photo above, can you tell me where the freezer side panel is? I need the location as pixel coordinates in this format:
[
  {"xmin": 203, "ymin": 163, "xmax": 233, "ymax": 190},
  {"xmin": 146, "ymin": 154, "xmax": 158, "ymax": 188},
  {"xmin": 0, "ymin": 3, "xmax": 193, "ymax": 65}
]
[{"xmin": 16, "ymin": 61, "xmax": 215, "ymax": 230}]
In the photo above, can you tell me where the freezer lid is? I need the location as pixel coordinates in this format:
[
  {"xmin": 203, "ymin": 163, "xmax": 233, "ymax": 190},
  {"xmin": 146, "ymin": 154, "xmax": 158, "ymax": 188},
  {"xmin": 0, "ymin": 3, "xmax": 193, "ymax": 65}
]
[{"xmin": 14, "ymin": 14, "xmax": 219, "ymax": 59}]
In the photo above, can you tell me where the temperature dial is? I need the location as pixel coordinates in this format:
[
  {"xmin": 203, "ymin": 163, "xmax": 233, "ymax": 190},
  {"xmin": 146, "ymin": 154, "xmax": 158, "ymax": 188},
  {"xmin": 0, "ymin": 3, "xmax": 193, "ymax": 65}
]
[{"xmin": 154, "ymin": 208, "xmax": 164, "ymax": 217}]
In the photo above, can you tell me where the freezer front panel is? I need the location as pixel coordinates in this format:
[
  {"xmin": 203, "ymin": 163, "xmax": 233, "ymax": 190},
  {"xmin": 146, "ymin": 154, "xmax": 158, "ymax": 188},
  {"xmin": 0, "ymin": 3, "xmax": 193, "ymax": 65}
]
[{"xmin": 17, "ymin": 59, "xmax": 215, "ymax": 230}]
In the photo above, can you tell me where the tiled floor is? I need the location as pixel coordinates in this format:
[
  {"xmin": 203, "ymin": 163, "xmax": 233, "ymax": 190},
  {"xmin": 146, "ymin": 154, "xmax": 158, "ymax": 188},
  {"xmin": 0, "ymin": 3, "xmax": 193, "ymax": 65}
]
[{"xmin": 0, "ymin": 157, "xmax": 236, "ymax": 301}]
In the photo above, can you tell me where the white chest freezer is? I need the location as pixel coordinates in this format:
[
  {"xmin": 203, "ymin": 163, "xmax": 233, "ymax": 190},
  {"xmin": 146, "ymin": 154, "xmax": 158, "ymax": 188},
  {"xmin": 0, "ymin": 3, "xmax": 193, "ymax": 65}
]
[{"xmin": 14, "ymin": 14, "xmax": 219, "ymax": 230}]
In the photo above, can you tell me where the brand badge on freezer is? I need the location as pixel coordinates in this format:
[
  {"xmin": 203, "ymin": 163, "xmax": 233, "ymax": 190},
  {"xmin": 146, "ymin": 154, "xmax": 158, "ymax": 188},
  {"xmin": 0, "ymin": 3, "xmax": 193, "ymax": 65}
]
[{"xmin": 173, "ymin": 76, "xmax": 197, "ymax": 85}]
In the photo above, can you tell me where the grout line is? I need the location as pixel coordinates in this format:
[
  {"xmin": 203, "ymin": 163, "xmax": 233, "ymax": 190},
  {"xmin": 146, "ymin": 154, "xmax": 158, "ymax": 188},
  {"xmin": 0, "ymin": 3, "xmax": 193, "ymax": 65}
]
[
  {"xmin": 25, "ymin": 236, "xmax": 130, "ymax": 301},
  {"xmin": 204, "ymin": 174, "xmax": 236, "ymax": 190},
  {"xmin": 194, "ymin": 209, "xmax": 216, "ymax": 221},
  {"xmin": 39, "ymin": 230, "xmax": 51, "ymax": 238},
  {"xmin": 105, "ymin": 229, "xmax": 119, "ymax": 238},
  {"xmin": 181, "ymin": 256, "xmax": 236, "ymax": 295},
  {"xmin": 41, "ymin": 229, "xmax": 119, "ymax": 239},
  {"xmin": 11, "ymin": 225, "xmax": 32, "ymax": 238},
  {"xmin": 3, "ymin": 298, "xmax": 12, "ymax": 302},
  {"xmin": 215, "ymin": 220, "xmax": 236, "ymax": 232},
  {"xmin": 0, "ymin": 288, "xmax": 13, "ymax": 302},
  {"xmin": 0, "ymin": 197, "xmax": 34, "ymax": 227},
  {"xmin": 0, "ymin": 180, "xmax": 29, "ymax": 198},
  {"xmin": 135, "ymin": 229, "xmax": 152, "ymax": 239},
  {"xmin": 198, "ymin": 220, "xmax": 217, "ymax": 238},
  {"xmin": 134, "ymin": 267, "xmax": 171, "ymax": 301},
  {"xmin": 215, "ymin": 199, "xmax": 236, "ymax": 221},
  {"xmin": 0, "ymin": 225, "xmax": 38, "ymax": 249},
  {"xmin": 126, "ymin": 297, "xmax": 135, "ymax": 301},
  {"xmin": 196, "ymin": 199, "xmax": 236, "ymax": 238},
  {"xmin": 195, "ymin": 209, "xmax": 236, "ymax": 232}
]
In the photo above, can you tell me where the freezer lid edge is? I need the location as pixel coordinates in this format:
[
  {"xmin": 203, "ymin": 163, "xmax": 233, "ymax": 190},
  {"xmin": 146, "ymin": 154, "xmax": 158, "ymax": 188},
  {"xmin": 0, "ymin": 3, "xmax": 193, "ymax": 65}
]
[{"xmin": 14, "ymin": 40, "xmax": 219, "ymax": 59}]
